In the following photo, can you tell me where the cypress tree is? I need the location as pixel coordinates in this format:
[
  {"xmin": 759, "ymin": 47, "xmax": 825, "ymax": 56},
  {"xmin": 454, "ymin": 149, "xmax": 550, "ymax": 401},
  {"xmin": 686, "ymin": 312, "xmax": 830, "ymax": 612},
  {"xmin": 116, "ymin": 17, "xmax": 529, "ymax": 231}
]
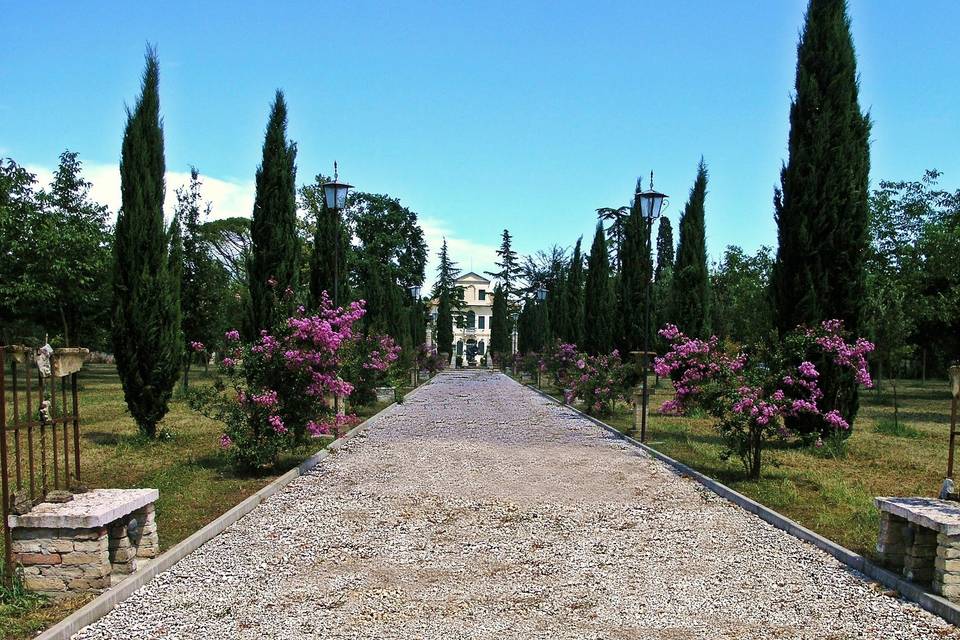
[
  {"xmin": 485, "ymin": 229, "xmax": 522, "ymax": 302},
  {"xmin": 436, "ymin": 292, "xmax": 453, "ymax": 357},
  {"xmin": 249, "ymin": 91, "xmax": 298, "ymax": 334},
  {"xmin": 112, "ymin": 48, "xmax": 182, "ymax": 438},
  {"xmin": 671, "ymin": 159, "xmax": 711, "ymax": 338},
  {"xmin": 565, "ymin": 237, "xmax": 585, "ymax": 346},
  {"xmin": 619, "ymin": 192, "xmax": 653, "ymax": 352},
  {"xmin": 773, "ymin": 0, "xmax": 871, "ymax": 431},
  {"xmin": 490, "ymin": 283, "xmax": 509, "ymax": 361},
  {"xmin": 583, "ymin": 224, "xmax": 615, "ymax": 355},
  {"xmin": 655, "ymin": 216, "xmax": 675, "ymax": 283}
]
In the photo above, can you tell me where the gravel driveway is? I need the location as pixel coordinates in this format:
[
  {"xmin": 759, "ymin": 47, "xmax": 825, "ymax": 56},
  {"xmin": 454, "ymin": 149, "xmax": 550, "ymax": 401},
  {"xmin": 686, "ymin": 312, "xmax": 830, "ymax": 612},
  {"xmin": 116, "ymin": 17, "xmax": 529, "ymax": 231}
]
[{"xmin": 75, "ymin": 369, "xmax": 959, "ymax": 639}]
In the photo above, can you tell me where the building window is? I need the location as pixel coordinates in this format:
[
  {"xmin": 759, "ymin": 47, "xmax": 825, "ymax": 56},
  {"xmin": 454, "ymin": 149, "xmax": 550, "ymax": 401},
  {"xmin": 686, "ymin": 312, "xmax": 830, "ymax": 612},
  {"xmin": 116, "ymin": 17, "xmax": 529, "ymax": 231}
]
[
  {"xmin": 478, "ymin": 340, "xmax": 485, "ymax": 355},
  {"xmin": 479, "ymin": 289, "xmax": 486, "ymax": 300},
  {"xmin": 478, "ymin": 315, "xmax": 486, "ymax": 330},
  {"xmin": 456, "ymin": 340, "xmax": 463, "ymax": 355},
  {"xmin": 466, "ymin": 311, "xmax": 476, "ymax": 329}
]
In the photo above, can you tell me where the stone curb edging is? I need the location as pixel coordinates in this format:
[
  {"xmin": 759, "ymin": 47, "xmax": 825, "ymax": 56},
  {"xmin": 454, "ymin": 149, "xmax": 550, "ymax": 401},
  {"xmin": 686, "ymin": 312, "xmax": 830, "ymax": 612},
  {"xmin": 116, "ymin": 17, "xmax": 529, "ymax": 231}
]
[
  {"xmin": 516, "ymin": 375, "xmax": 960, "ymax": 628},
  {"xmin": 34, "ymin": 379, "xmax": 434, "ymax": 640}
]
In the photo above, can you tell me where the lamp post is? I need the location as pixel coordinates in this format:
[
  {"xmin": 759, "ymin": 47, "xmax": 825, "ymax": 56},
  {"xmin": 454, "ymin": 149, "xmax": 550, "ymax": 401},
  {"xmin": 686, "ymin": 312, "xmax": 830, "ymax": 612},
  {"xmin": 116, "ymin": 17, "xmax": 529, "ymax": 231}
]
[
  {"xmin": 534, "ymin": 288, "xmax": 548, "ymax": 387},
  {"xmin": 408, "ymin": 285, "xmax": 422, "ymax": 386},
  {"xmin": 634, "ymin": 172, "xmax": 668, "ymax": 443},
  {"xmin": 322, "ymin": 161, "xmax": 353, "ymax": 308}
]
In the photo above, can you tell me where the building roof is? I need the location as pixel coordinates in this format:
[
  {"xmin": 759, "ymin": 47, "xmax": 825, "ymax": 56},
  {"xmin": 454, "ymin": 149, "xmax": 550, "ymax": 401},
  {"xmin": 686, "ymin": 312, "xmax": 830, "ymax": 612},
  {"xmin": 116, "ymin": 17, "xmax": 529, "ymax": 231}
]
[{"xmin": 456, "ymin": 272, "xmax": 491, "ymax": 284}]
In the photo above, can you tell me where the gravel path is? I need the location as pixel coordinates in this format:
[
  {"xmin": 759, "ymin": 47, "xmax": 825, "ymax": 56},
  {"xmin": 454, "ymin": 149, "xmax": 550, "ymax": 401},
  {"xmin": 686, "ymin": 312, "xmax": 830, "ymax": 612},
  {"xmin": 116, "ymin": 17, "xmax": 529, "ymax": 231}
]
[{"xmin": 76, "ymin": 370, "xmax": 959, "ymax": 639}]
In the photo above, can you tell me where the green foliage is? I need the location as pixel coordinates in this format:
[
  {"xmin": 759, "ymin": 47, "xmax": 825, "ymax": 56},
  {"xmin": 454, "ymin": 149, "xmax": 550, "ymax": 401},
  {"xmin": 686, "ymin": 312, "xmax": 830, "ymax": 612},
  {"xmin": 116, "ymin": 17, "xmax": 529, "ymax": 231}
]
[
  {"xmin": 436, "ymin": 292, "xmax": 453, "ymax": 357},
  {"xmin": 671, "ymin": 159, "xmax": 711, "ymax": 338},
  {"xmin": 0, "ymin": 152, "xmax": 112, "ymax": 348},
  {"xmin": 710, "ymin": 245, "xmax": 774, "ymax": 344},
  {"xmin": 655, "ymin": 216, "xmax": 674, "ymax": 282},
  {"xmin": 564, "ymin": 237, "xmax": 585, "ymax": 346},
  {"xmin": 583, "ymin": 223, "xmax": 615, "ymax": 354},
  {"xmin": 113, "ymin": 48, "xmax": 183, "ymax": 437},
  {"xmin": 485, "ymin": 229, "xmax": 522, "ymax": 303},
  {"xmin": 619, "ymin": 187, "xmax": 653, "ymax": 352},
  {"xmin": 490, "ymin": 282, "xmax": 510, "ymax": 359},
  {"xmin": 874, "ymin": 418, "xmax": 921, "ymax": 439},
  {"xmin": 175, "ymin": 169, "xmax": 230, "ymax": 387},
  {"xmin": 772, "ymin": 0, "xmax": 871, "ymax": 430},
  {"xmin": 249, "ymin": 91, "xmax": 299, "ymax": 335}
]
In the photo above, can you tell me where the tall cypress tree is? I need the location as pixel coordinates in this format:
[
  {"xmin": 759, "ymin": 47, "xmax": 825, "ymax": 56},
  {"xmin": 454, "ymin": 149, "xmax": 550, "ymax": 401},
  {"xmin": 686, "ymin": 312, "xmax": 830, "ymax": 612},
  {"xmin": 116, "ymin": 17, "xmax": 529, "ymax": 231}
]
[
  {"xmin": 773, "ymin": 0, "xmax": 871, "ymax": 431},
  {"xmin": 436, "ymin": 292, "xmax": 453, "ymax": 357},
  {"xmin": 655, "ymin": 216, "xmax": 675, "ymax": 283},
  {"xmin": 249, "ymin": 91, "xmax": 298, "ymax": 334},
  {"xmin": 485, "ymin": 229, "xmax": 522, "ymax": 302},
  {"xmin": 565, "ymin": 237, "xmax": 585, "ymax": 346},
  {"xmin": 112, "ymin": 48, "xmax": 182, "ymax": 438},
  {"xmin": 619, "ymin": 195, "xmax": 653, "ymax": 352},
  {"xmin": 490, "ymin": 282, "xmax": 509, "ymax": 360},
  {"xmin": 671, "ymin": 159, "xmax": 711, "ymax": 338},
  {"xmin": 583, "ymin": 224, "xmax": 615, "ymax": 355}
]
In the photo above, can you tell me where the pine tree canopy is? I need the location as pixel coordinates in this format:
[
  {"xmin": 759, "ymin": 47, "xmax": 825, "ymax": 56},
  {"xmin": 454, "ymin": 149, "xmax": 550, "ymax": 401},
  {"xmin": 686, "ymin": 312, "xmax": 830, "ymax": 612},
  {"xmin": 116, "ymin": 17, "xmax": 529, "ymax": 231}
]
[
  {"xmin": 671, "ymin": 158, "xmax": 711, "ymax": 338},
  {"xmin": 112, "ymin": 47, "xmax": 182, "ymax": 437},
  {"xmin": 249, "ymin": 90, "xmax": 299, "ymax": 334}
]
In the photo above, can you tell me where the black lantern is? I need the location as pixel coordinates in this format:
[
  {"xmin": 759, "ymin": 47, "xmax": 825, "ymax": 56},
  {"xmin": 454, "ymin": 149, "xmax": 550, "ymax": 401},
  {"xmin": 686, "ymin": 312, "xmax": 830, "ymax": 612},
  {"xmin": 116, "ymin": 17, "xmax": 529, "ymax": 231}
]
[
  {"xmin": 536, "ymin": 287, "xmax": 548, "ymax": 302},
  {"xmin": 322, "ymin": 161, "xmax": 353, "ymax": 211},
  {"xmin": 409, "ymin": 285, "xmax": 421, "ymax": 300},
  {"xmin": 636, "ymin": 171, "xmax": 668, "ymax": 222}
]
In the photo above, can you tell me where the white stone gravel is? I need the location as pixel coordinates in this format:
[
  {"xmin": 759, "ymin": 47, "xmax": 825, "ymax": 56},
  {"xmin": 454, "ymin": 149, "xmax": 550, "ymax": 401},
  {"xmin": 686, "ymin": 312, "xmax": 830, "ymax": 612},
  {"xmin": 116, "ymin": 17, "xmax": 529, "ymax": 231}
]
[{"xmin": 74, "ymin": 370, "xmax": 960, "ymax": 639}]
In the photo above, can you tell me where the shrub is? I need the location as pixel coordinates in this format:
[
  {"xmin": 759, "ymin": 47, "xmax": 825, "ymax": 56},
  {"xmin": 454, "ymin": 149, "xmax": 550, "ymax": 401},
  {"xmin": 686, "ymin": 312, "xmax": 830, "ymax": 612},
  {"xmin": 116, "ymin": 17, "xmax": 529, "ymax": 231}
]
[
  {"xmin": 655, "ymin": 320, "xmax": 874, "ymax": 478},
  {"xmin": 189, "ymin": 295, "xmax": 394, "ymax": 470},
  {"xmin": 565, "ymin": 350, "xmax": 629, "ymax": 417}
]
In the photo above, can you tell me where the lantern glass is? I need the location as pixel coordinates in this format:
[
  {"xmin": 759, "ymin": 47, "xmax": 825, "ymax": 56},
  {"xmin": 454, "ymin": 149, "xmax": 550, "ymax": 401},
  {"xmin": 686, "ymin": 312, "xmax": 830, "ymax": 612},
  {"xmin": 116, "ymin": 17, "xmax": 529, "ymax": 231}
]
[
  {"xmin": 536, "ymin": 287, "xmax": 548, "ymax": 302},
  {"xmin": 323, "ymin": 181, "xmax": 353, "ymax": 210},
  {"xmin": 637, "ymin": 189, "xmax": 667, "ymax": 221},
  {"xmin": 409, "ymin": 285, "xmax": 421, "ymax": 299}
]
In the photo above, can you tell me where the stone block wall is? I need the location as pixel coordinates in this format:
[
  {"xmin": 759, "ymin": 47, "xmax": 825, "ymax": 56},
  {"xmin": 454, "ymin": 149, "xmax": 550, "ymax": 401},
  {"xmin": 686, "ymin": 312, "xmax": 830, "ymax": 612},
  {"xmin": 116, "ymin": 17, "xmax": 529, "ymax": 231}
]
[
  {"xmin": 11, "ymin": 502, "xmax": 160, "ymax": 596},
  {"xmin": 935, "ymin": 533, "xmax": 960, "ymax": 600},
  {"xmin": 11, "ymin": 526, "xmax": 111, "ymax": 595},
  {"xmin": 876, "ymin": 512, "xmax": 908, "ymax": 570}
]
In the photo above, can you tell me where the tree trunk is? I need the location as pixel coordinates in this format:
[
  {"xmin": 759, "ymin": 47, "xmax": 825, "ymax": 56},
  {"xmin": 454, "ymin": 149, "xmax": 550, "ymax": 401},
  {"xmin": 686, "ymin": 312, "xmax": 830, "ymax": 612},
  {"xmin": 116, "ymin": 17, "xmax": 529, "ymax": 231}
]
[{"xmin": 183, "ymin": 360, "xmax": 191, "ymax": 391}]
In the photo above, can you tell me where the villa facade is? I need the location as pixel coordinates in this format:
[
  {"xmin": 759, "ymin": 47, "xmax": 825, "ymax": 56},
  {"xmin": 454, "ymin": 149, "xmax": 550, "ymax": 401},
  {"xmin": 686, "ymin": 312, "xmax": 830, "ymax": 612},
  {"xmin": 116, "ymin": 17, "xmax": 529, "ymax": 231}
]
[{"xmin": 428, "ymin": 272, "xmax": 497, "ymax": 362}]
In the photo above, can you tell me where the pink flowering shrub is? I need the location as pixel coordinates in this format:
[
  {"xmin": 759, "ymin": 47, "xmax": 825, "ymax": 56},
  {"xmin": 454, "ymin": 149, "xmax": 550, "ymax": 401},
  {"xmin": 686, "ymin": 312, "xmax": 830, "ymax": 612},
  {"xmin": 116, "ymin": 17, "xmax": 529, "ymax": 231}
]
[
  {"xmin": 189, "ymin": 293, "xmax": 392, "ymax": 470},
  {"xmin": 655, "ymin": 320, "xmax": 874, "ymax": 478},
  {"xmin": 542, "ymin": 342, "xmax": 581, "ymax": 389},
  {"xmin": 565, "ymin": 350, "xmax": 629, "ymax": 417},
  {"xmin": 338, "ymin": 331, "xmax": 402, "ymax": 406},
  {"xmin": 416, "ymin": 344, "xmax": 446, "ymax": 375}
]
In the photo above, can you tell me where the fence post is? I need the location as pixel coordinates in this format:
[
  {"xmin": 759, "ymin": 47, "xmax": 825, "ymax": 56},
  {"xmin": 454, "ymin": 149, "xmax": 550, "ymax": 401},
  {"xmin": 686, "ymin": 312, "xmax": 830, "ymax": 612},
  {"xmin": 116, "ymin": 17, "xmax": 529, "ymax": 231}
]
[{"xmin": 1, "ymin": 348, "xmax": 14, "ymax": 587}]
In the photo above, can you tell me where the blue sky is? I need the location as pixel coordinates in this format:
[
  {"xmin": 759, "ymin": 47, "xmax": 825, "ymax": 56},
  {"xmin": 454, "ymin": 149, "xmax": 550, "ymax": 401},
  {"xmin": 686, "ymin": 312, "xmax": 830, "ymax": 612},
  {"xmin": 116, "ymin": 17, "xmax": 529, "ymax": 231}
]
[{"xmin": 2, "ymin": 1, "xmax": 958, "ymax": 283}]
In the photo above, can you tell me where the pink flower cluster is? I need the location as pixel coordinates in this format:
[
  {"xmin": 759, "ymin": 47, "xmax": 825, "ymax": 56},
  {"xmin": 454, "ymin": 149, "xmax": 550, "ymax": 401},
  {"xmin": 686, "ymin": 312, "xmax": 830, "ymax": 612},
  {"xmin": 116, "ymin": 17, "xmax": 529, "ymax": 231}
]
[
  {"xmin": 362, "ymin": 335, "xmax": 401, "ymax": 371},
  {"xmin": 306, "ymin": 414, "xmax": 360, "ymax": 438},
  {"xmin": 190, "ymin": 341, "xmax": 205, "ymax": 352},
  {"xmin": 811, "ymin": 320, "xmax": 874, "ymax": 388},
  {"xmin": 654, "ymin": 325, "xmax": 744, "ymax": 415}
]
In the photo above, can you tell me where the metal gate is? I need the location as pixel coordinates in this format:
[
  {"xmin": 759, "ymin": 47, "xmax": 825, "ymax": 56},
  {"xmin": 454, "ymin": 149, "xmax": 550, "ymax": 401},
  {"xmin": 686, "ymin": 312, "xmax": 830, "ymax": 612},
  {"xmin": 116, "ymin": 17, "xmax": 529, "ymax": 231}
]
[{"xmin": 0, "ymin": 345, "xmax": 85, "ymax": 585}]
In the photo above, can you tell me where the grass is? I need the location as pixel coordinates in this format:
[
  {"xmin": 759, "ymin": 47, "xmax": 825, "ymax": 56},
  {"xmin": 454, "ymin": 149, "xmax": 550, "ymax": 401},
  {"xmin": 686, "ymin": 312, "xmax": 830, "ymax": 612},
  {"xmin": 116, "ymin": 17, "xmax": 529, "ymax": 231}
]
[
  {"xmin": 529, "ymin": 376, "xmax": 955, "ymax": 562},
  {"xmin": 0, "ymin": 363, "xmax": 405, "ymax": 639}
]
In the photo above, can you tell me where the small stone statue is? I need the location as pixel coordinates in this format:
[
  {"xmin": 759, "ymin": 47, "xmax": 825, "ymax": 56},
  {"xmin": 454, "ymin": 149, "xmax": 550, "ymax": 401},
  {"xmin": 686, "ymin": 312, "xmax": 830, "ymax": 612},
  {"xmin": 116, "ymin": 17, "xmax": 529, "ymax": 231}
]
[
  {"xmin": 940, "ymin": 478, "xmax": 955, "ymax": 500},
  {"xmin": 38, "ymin": 400, "xmax": 52, "ymax": 426}
]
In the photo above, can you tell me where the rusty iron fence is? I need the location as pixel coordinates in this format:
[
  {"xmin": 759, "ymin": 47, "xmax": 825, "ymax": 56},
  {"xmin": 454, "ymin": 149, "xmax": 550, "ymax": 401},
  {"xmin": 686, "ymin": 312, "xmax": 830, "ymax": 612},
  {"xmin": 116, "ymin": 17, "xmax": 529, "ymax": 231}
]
[{"xmin": 0, "ymin": 345, "xmax": 86, "ymax": 585}]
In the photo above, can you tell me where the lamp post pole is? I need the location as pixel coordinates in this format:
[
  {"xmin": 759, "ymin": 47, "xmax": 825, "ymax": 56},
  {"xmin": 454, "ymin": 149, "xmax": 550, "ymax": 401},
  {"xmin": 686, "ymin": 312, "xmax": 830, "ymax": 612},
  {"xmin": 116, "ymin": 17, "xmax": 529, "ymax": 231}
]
[
  {"xmin": 323, "ymin": 162, "xmax": 353, "ymax": 308},
  {"xmin": 634, "ymin": 171, "xmax": 668, "ymax": 443}
]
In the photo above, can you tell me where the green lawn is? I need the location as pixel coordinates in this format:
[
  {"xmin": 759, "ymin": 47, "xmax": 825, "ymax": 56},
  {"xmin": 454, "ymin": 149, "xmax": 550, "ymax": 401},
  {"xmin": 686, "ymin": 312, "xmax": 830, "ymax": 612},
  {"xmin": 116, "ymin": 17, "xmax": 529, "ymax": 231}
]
[
  {"xmin": 529, "ymin": 375, "xmax": 954, "ymax": 562},
  {"xmin": 1, "ymin": 363, "xmax": 402, "ymax": 639}
]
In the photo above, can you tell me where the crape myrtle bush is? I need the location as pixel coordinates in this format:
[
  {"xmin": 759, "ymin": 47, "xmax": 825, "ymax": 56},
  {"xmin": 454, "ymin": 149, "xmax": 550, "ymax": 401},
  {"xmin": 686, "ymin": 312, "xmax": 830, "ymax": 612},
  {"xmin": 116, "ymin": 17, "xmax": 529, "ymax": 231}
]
[
  {"xmin": 189, "ymin": 290, "xmax": 399, "ymax": 470},
  {"xmin": 416, "ymin": 344, "xmax": 446, "ymax": 376},
  {"xmin": 654, "ymin": 320, "xmax": 873, "ymax": 478},
  {"xmin": 537, "ymin": 341, "xmax": 631, "ymax": 417}
]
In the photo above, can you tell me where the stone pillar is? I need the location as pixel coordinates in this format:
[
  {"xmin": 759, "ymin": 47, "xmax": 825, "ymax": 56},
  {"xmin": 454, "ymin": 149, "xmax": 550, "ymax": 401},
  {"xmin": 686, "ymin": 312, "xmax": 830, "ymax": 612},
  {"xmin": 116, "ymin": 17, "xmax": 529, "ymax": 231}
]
[
  {"xmin": 875, "ymin": 512, "xmax": 908, "ymax": 570},
  {"xmin": 903, "ymin": 523, "xmax": 936, "ymax": 584},
  {"xmin": 935, "ymin": 533, "xmax": 960, "ymax": 601},
  {"xmin": 108, "ymin": 517, "xmax": 137, "ymax": 574},
  {"xmin": 132, "ymin": 504, "xmax": 159, "ymax": 559},
  {"xmin": 11, "ymin": 526, "xmax": 111, "ymax": 595}
]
